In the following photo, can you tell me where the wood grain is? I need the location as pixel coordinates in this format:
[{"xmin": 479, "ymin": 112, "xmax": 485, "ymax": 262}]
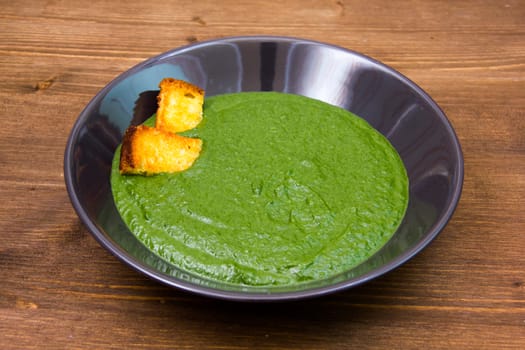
[{"xmin": 1, "ymin": 0, "xmax": 524, "ymax": 348}]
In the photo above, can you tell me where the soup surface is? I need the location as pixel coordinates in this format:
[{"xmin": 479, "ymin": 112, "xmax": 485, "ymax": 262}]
[{"xmin": 111, "ymin": 92, "xmax": 409, "ymax": 286}]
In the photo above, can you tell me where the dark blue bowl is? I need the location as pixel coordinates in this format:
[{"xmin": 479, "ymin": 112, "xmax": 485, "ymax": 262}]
[{"xmin": 64, "ymin": 36, "xmax": 463, "ymax": 301}]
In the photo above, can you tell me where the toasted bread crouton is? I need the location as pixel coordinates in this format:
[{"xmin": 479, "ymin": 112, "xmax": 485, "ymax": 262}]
[
  {"xmin": 119, "ymin": 125, "xmax": 202, "ymax": 175},
  {"xmin": 155, "ymin": 78, "xmax": 204, "ymax": 133}
]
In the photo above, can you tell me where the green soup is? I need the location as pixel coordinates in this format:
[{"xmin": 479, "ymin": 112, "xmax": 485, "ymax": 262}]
[{"xmin": 111, "ymin": 92, "xmax": 409, "ymax": 286}]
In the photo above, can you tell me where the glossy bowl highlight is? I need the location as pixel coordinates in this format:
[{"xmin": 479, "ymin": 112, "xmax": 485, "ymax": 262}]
[{"xmin": 64, "ymin": 36, "xmax": 463, "ymax": 301}]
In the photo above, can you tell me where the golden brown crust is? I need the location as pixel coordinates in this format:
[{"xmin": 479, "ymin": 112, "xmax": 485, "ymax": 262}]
[
  {"xmin": 155, "ymin": 78, "xmax": 204, "ymax": 133},
  {"xmin": 119, "ymin": 78, "xmax": 205, "ymax": 175},
  {"xmin": 119, "ymin": 125, "xmax": 202, "ymax": 175},
  {"xmin": 119, "ymin": 125, "xmax": 139, "ymax": 173}
]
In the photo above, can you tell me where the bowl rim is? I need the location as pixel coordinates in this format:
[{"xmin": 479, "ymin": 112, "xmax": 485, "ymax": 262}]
[{"xmin": 64, "ymin": 35, "xmax": 464, "ymax": 301}]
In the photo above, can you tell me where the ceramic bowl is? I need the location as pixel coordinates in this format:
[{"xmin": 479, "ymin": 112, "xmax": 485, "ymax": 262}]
[{"xmin": 64, "ymin": 36, "xmax": 463, "ymax": 301}]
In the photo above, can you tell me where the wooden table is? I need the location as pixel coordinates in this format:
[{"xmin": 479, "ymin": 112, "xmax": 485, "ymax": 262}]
[{"xmin": 1, "ymin": 0, "xmax": 524, "ymax": 348}]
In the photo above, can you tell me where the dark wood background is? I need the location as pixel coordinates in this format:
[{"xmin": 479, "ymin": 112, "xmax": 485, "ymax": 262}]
[{"xmin": 1, "ymin": 0, "xmax": 524, "ymax": 348}]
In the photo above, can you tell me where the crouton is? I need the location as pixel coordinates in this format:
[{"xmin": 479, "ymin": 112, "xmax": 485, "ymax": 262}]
[
  {"xmin": 155, "ymin": 78, "xmax": 204, "ymax": 133},
  {"xmin": 119, "ymin": 125, "xmax": 202, "ymax": 175}
]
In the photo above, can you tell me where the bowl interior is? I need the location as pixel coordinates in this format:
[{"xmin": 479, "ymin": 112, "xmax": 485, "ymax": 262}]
[{"xmin": 65, "ymin": 36, "xmax": 463, "ymax": 300}]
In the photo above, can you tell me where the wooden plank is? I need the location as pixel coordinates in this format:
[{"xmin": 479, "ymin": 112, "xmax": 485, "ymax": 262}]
[{"xmin": 0, "ymin": 0, "xmax": 524, "ymax": 348}]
